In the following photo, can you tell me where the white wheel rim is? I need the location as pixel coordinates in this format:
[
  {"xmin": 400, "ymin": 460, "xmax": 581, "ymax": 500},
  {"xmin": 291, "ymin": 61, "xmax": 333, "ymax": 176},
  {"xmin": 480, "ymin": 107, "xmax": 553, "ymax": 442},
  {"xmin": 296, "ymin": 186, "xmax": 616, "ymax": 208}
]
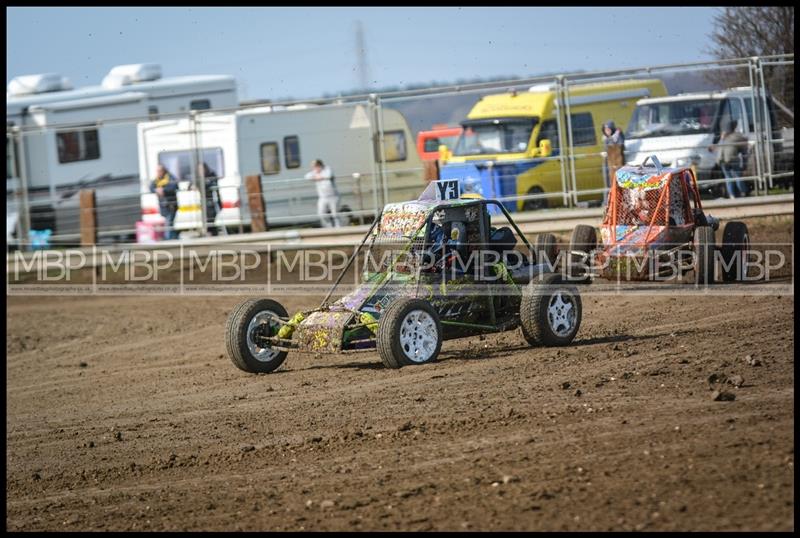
[
  {"xmin": 246, "ymin": 310, "xmax": 281, "ymax": 362},
  {"xmin": 547, "ymin": 292, "xmax": 576, "ymax": 337},
  {"xmin": 399, "ymin": 310, "xmax": 438, "ymax": 363}
]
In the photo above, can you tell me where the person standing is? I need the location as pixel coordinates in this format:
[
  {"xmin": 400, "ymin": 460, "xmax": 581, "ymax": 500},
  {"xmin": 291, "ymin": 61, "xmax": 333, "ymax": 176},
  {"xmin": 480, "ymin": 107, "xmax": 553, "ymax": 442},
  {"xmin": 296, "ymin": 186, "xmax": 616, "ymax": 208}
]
[
  {"xmin": 305, "ymin": 159, "xmax": 342, "ymax": 228},
  {"xmin": 150, "ymin": 164, "xmax": 178, "ymax": 240},
  {"xmin": 714, "ymin": 120, "xmax": 750, "ymax": 199},
  {"xmin": 197, "ymin": 162, "xmax": 220, "ymax": 236},
  {"xmin": 602, "ymin": 120, "xmax": 626, "ymax": 205}
]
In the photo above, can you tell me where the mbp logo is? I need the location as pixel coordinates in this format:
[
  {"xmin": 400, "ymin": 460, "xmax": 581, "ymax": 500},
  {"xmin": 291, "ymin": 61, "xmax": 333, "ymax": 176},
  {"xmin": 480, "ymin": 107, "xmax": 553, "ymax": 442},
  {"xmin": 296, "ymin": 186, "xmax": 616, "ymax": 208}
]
[{"xmin": 435, "ymin": 179, "xmax": 460, "ymax": 201}]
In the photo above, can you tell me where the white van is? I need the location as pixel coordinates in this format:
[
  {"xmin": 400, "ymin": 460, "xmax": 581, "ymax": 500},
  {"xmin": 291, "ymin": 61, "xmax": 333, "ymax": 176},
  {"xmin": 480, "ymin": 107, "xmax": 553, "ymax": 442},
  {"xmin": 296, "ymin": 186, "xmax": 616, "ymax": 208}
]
[{"xmin": 625, "ymin": 87, "xmax": 793, "ymax": 192}]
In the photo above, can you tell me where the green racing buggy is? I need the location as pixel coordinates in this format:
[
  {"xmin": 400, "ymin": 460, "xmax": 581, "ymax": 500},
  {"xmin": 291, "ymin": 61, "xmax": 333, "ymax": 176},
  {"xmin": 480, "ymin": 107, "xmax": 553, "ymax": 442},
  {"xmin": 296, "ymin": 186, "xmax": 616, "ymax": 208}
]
[{"xmin": 225, "ymin": 180, "xmax": 583, "ymax": 372}]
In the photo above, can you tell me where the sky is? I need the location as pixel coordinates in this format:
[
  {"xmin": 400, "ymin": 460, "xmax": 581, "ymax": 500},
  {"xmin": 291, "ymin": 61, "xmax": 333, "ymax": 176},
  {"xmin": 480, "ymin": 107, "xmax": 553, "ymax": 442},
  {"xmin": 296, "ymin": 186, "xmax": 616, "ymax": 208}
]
[{"xmin": 6, "ymin": 7, "xmax": 721, "ymax": 101}]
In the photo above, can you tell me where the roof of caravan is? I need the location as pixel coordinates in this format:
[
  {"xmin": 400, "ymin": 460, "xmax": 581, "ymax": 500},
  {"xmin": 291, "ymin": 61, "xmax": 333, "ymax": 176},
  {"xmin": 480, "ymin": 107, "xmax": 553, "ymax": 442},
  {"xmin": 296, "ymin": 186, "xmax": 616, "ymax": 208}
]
[
  {"xmin": 28, "ymin": 91, "xmax": 149, "ymax": 113},
  {"xmin": 236, "ymin": 102, "xmax": 340, "ymax": 117},
  {"xmin": 7, "ymin": 74, "xmax": 236, "ymax": 116}
]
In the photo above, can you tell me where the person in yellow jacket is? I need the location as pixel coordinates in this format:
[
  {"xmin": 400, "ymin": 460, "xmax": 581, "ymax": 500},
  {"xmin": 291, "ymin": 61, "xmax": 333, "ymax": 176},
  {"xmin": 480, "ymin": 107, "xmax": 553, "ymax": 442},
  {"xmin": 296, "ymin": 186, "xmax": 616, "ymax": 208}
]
[{"xmin": 150, "ymin": 164, "xmax": 178, "ymax": 239}]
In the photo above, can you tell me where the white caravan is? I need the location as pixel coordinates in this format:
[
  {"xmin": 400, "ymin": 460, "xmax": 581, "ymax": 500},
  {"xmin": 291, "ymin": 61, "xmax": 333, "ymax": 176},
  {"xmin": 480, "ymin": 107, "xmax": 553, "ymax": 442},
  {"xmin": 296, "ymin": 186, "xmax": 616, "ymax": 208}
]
[
  {"xmin": 136, "ymin": 102, "xmax": 425, "ymax": 233},
  {"xmin": 6, "ymin": 64, "xmax": 237, "ymax": 242},
  {"xmin": 625, "ymin": 87, "xmax": 793, "ymax": 191}
]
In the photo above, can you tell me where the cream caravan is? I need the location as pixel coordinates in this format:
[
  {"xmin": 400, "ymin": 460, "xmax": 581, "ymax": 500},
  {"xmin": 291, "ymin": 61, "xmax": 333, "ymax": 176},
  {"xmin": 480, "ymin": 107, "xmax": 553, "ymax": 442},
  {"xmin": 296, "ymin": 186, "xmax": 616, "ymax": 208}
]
[{"xmin": 136, "ymin": 102, "xmax": 425, "ymax": 232}]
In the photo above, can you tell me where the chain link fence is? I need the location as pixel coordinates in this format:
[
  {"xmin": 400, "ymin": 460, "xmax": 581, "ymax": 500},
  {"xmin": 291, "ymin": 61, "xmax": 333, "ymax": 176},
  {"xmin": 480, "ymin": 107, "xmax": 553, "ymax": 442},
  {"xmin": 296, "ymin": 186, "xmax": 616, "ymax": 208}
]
[{"xmin": 7, "ymin": 54, "xmax": 794, "ymax": 250}]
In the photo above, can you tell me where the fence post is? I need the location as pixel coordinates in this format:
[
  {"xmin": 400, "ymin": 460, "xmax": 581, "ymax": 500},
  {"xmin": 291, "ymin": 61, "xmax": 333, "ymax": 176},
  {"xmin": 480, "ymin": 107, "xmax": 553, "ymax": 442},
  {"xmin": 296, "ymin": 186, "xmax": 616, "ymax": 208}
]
[
  {"xmin": 189, "ymin": 110, "xmax": 209, "ymax": 236},
  {"xmin": 562, "ymin": 78, "xmax": 579, "ymax": 208},
  {"xmin": 747, "ymin": 58, "xmax": 765, "ymax": 197},
  {"xmin": 423, "ymin": 160, "xmax": 440, "ymax": 182},
  {"xmin": 374, "ymin": 95, "xmax": 389, "ymax": 208},
  {"xmin": 553, "ymin": 75, "xmax": 570, "ymax": 207},
  {"xmin": 79, "ymin": 189, "xmax": 97, "ymax": 246},
  {"xmin": 11, "ymin": 127, "xmax": 31, "ymax": 251},
  {"xmin": 353, "ymin": 172, "xmax": 366, "ymax": 225},
  {"xmin": 755, "ymin": 57, "xmax": 775, "ymax": 191},
  {"xmin": 245, "ymin": 175, "xmax": 267, "ymax": 233},
  {"xmin": 367, "ymin": 95, "xmax": 381, "ymax": 219}
]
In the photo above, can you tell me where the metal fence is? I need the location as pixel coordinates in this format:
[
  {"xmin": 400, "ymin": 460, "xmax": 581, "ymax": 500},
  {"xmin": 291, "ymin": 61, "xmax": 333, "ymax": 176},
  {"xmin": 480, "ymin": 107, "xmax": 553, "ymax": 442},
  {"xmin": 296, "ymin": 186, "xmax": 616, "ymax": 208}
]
[{"xmin": 6, "ymin": 54, "xmax": 794, "ymax": 250}]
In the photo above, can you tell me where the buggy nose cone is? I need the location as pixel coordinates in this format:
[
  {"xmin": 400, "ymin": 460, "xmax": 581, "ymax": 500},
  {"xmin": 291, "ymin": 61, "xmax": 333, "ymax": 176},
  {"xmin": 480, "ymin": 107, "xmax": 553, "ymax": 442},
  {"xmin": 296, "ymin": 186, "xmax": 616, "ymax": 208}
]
[{"xmin": 293, "ymin": 310, "xmax": 354, "ymax": 353}]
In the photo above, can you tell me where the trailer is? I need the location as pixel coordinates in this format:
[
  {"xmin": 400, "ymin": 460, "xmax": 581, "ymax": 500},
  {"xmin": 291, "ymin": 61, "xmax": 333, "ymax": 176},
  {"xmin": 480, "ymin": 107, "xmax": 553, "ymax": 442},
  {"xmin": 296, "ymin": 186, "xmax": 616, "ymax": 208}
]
[
  {"xmin": 6, "ymin": 64, "xmax": 238, "ymax": 243},
  {"xmin": 136, "ymin": 101, "xmax": 426, "ymax": 234}
]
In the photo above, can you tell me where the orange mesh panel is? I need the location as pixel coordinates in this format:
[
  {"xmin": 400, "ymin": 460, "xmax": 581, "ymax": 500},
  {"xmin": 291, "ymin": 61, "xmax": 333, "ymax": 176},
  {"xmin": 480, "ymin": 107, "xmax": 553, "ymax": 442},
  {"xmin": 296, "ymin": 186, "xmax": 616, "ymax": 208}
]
[
  {"xmin": 609, "ymin": 182, "xmax": 670, "ymax": 227},
  {"xmin": 669, "ymin": 172, "xmax": 692, "ymax": 225},
  {"xmin": 643, "ymin": 181, "xmax": 670, "ymax": 244}
]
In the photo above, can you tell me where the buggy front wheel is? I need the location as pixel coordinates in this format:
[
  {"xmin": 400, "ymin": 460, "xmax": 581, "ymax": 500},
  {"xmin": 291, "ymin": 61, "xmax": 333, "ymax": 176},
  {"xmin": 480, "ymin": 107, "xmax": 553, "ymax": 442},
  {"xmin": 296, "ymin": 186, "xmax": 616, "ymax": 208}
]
[
  {"xmin": 225, "ymin": 298, "xmax": 289, "ymax": 373},
  {"xmin": 521, "ymin": 273, "xmax": 582, "ymax": 347},
  {"xmin": 377, "ymin": 298, "xmax": 442, "ymax": 369}
]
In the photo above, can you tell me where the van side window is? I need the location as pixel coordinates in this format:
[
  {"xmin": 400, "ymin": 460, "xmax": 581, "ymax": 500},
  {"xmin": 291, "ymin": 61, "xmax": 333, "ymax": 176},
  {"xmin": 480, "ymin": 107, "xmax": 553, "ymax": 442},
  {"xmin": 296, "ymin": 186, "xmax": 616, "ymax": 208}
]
[
  {"xmin": 743, "ymin": 98, "xmax": 756, "ymax": 133},
  {"xmin": 537, "ymin": 120, "xmax": 560, "ymax": 151},
  {"xmin": 376, "ymin": 130, "xmax": 407, "ymax": 162},
  {"xmin": 148, "ymin": 106, "xmax": 159, "ymax": 120},
  {"xmin": 190, "ymin": 99, "xmax": 211, "ymax": 111},
  {"xmin": 717, "ymin": 98, "xmax": 746, "ymax": 134},
  {"xmin": 283, "ymin": 136, "xmax": 301, "ymax": 169},
  {"xmin": 260, "ymin": 142, "xmax": 280, "ymax": 175},
  {"xmin": 423, "ymin": 137, "xmax": 440, "ymax": 153},
  {"xmin": 56, "ymin": 127, "xmax": 100, "ymax": 163},
  {"xmin": 569, "ymin": 113, "xmax": 596, "ymax": 146}
]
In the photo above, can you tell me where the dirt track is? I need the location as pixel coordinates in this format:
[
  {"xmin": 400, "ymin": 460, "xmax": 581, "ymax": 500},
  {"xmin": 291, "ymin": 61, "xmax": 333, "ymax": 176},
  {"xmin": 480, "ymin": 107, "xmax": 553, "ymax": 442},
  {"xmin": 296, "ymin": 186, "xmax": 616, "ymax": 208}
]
[{"xmin": 6, "ymin": 216, "xmax": 795, "ymax": 531}]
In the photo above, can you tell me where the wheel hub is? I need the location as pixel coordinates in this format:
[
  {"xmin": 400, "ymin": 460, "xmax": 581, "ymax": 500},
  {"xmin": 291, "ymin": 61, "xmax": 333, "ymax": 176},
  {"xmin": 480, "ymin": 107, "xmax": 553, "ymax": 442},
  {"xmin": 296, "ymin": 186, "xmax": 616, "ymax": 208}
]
[
  {"xmin": 547, "ymin": 292, "xmax": 575, "ymax": 337},
  {"xmin": 399, "ymin": 310, "xmax": 438, "ymax": 363},
  {"xmin": 246, "ymin": 311, "xmax": 281, "ymax": 362}
]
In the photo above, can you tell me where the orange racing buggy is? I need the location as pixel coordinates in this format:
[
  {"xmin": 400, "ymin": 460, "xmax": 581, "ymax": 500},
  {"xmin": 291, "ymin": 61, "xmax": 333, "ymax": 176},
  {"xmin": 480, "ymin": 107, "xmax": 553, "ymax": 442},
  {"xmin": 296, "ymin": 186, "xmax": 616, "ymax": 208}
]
[{"xmin": 566, "ymin": 156, "xmax": 751, "ymax": 284}]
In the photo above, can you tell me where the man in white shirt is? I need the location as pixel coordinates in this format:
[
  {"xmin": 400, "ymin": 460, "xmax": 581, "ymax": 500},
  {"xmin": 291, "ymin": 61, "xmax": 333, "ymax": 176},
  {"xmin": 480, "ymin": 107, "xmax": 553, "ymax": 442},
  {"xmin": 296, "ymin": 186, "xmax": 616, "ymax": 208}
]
[{"xmin": 305, "ymin": 159, "xmax": 342, "ymax": 228}]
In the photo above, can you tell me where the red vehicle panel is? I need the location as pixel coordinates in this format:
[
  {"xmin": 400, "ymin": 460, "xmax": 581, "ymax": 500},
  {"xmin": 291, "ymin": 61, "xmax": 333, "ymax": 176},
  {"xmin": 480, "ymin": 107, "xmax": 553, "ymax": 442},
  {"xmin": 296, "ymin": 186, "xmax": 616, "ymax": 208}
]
[{"xmin": 416, "ymin": 126, "xmax": 463, "ymax": 161}]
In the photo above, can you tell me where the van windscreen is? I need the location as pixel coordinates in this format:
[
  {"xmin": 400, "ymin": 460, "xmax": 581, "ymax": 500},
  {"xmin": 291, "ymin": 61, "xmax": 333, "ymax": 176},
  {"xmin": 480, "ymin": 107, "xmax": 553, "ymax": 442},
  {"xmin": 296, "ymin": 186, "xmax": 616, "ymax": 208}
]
[
  {"xmin": 453, "ymin": 118, "xmax": 537, "ymax": 156},
  {"xmin": 627, "ymin": 99, "xmax": 720, "ymax": 139}
]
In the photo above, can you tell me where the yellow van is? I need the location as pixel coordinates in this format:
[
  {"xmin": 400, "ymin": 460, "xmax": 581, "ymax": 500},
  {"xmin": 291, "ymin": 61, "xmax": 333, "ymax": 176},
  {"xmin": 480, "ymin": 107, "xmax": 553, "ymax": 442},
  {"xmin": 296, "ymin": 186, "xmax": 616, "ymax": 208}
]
[{"xmin": 439, "ymin": 79, "xmax": 667, "ymax": 211}]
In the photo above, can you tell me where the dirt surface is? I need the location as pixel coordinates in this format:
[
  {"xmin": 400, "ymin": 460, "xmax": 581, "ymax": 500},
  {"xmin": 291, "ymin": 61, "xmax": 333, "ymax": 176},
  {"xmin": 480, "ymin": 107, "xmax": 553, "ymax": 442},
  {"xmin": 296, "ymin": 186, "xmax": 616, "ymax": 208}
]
[{"xmin": 6, "ymin": 216, "xmax": 795, "ymax": 531}]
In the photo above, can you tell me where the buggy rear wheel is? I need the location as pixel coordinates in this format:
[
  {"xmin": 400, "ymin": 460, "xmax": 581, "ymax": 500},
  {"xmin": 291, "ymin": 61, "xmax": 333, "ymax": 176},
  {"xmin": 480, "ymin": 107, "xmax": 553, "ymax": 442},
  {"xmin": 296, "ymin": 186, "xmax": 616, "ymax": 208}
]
[
  {"xmin": 377, "ymin": 298, "xmax": 442, "ymax": 369},
  {"xmin": 225, "ymin": 298, "xmax": 289, "ymax": 373},
  {"xmin": 521, "ymin": 273, "xmax": 582, "ymax": 347},
  {"xmin": 535, "ymin": 233, "xmax": 558, "ymax": 269},
  {"xmin": 720, "ymin": 221, "xmax": 749, "ymax": 282},
  {"xmin": 694, "ymin": 226, "xmax": 716, "ymax": 285},
  {"xmin": 568, "ymin": 225, "xmax": 597, "ymax": 283}
]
